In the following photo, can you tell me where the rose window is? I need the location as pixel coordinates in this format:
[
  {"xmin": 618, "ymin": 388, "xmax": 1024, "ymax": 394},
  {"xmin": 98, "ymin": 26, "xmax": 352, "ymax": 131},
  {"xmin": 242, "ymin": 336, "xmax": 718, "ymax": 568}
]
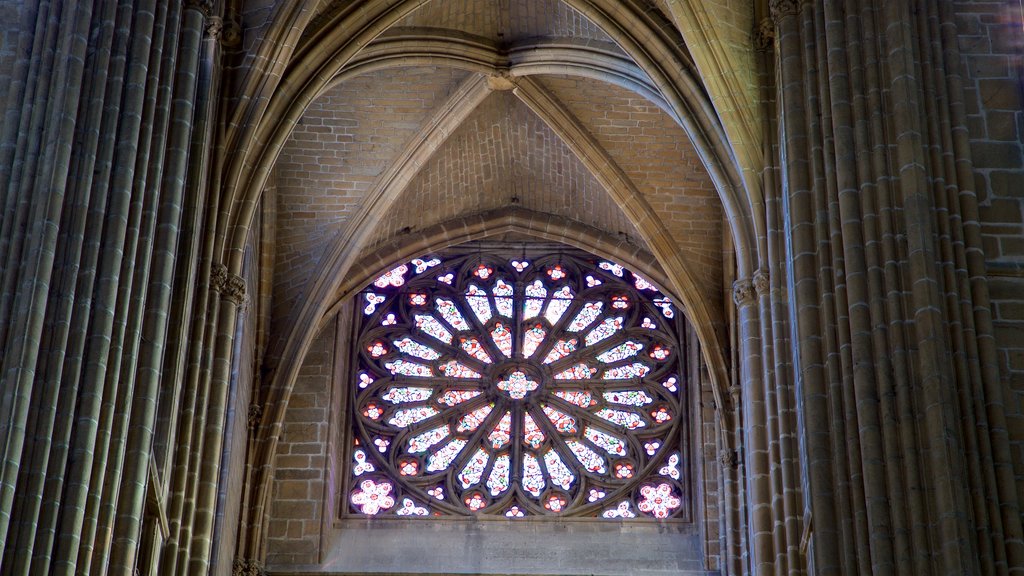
[{"xmin": 347, "ymin": 248, "xmax": 687, "ymax": 519}]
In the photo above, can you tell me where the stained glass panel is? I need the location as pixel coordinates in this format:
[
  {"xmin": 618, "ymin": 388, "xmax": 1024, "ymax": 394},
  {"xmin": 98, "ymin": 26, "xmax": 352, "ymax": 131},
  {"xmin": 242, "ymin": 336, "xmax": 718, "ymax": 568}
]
[{"xmin": 351, "ymin": 249, "xmax": 685, "ymax": 519}]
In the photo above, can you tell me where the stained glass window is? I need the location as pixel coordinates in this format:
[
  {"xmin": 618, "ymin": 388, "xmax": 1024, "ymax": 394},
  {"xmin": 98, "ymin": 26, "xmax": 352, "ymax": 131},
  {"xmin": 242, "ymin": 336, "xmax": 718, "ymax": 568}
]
[{"xmin": 348, "ymin": 248, "xmax": 686, "ymax": 519}]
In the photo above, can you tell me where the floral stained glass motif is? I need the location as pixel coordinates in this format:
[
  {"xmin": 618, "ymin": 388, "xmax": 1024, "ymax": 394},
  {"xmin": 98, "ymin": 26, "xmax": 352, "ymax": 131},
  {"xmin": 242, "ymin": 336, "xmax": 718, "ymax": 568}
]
[
  {"xmin": 490, "ymin": 323, "xmax": 513, "ymax": 358},
  {"xmin": 440, "ymin": 360, "xmax": 482, "ymax": 379},
  {"xmin": 437, "ymin": 389, "xmax": 482, "ymax": 406},
  {"xmin": 465, "ymin": 285, "xmax": 492, "ymax": 324},
  {"xmin": 522, "ymin": 453, "xmax": 545, "ymax": 496},
  {"xmin": 543, "ymin": 449, "xmax": 575, "ymax": 489},
  {"xmin": 542, "ymin": 405, "xmax": 577, "ymax": 434},
  {"xmin": 458, "ymin": 449, "xmax": 489, "ymax": 488},
  {"xmin": 544, "ymin": 286, "xmax": 574, "ymax": 325},
  {"xmin": 456, "ymin": 404, "xmax": 494, "ymax": 433},
  {"xmin": 553, "ymin": 390, "xmax": 594, "ymax": 408},
  {"xmin": 584, "ymin": 427, "xmax": 627, "ymax": 456},
  {"xmin": 595, "ymin": 408, "xmax": 646, "ymax": 429},
  {"xmin": 414, "ymin": 314, "xmax": 452, "ymax": 344},
  {"xmin": 510, "ymin": 259, "xmax": 529, "ymax": 271},
  {"xmin": 351, "ymin": 250, "xmax": 686, "ymax": 518},
  {"xmin": 523, "ymin": 413, "xmax": 545, "ymax": 448},
  {"xmin": 408, "ymin": 426, "xmax": 449, "ymax": 453},
  {"xmin": 427, "ymin": 439, "xmax": 468, "ymax": 472},
  {"xmin": 522, "ymin": 324, "xmax": 546, "ymax": 359},
  {"xmin": 392, "ymin": 338, "xmax": 441, "ymax": 360},
  {"xmin": 385, "ymin": 359, "xmax": 433, "ymax": 378},
  {"xmin": 493, "ymin": 280, "xmax": 514, "ymax": 318},
  {"xmin": 596, "ymin": 341, "xmax": 644, "ymax": 363},
  {"xmin": 487, "ymin": 454, "xmax": 511, "ymax": 495},
  {"xmin": 436, "ymin": 298, "xmax": 471, "ymax": 331},
  {"xmin": 459, "ymin": 337, "xmax": 492, "ymax": 363},
  {"xmin": 374, "ymin": 265, "xmax": 408, "ymax": 288},
  {"xmin": 382, "ymin": 387, "xmax": 433, "ymax": 404},
  {"xmin": 523, "ymin": 280, "xmax": 546, "ymax": 319},
  {"xmin": 496, "ymin": 371, "xmax": 539, "ymax": 400},
  {"xmin": 488, "ymin": 412, "xmax": 512, "ymax": 449},
  {"xmin": 543, "ymin": 338, "xmax": 577, "ymax": 364},
  {"xmin": 389, "ymin": 406, "xmax": 439, "ymax": 428}
]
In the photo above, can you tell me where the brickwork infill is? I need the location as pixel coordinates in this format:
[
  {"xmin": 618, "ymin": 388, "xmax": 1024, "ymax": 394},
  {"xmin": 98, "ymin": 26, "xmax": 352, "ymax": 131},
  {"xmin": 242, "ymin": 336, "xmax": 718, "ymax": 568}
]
[
  {"xmin": 538, "ymin": 74, "xmax": 724, "ymax": 303},
  {"xmin": 368, "ymin": 91, "xmax": 646, "ymax": 253},
  {"xmin": 266, "ymin": 325, "xmax": 335, "ymax": 566},
  {"xmin": 273, "ymin": 66, "xmax": 470, "ymax": 345}
]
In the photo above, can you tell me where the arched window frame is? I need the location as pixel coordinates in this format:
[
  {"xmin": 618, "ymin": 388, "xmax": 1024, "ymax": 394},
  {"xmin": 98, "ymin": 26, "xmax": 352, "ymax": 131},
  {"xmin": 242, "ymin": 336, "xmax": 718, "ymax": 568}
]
[{"xmin": 341, "ymin": 243, "xmax": 691, "ymax": 521}]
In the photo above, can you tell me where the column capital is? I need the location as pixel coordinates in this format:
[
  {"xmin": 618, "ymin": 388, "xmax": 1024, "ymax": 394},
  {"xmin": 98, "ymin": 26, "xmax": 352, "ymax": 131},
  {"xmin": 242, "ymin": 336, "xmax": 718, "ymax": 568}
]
[
  {"xmin": 732, "ymin": 278, "xmax": 756, "ymax": 307},
  {"xmin": 211, "ymin": 263, "xmax": 247, "ymax": 306},
  {"xmin": 233, "ymin": 558, "xmax": 266, "ymax": 576},
  {"xmin": 185, "ymin": 0, "xmax": 215, "ymax": 18},
  {"xmin": 754, "ymin": 17, "xmax": 775, "ymax": 51},
  {"xmin": 769, "ymin": 0, "xmax": 800, "ymax": 23},
  {"xmin": 753, "ymin": 269, "xmax": 770, "ymax": 296},
  {"xmin": 247, "ymin": 404, "xmax": 263, "ymax": 430}
]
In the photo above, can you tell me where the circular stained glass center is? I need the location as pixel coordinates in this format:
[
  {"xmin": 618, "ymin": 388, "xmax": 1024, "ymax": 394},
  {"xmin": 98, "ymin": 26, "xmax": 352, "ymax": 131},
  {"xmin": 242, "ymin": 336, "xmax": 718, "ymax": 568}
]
[
  {"xmin": 348, "ymin": 248, "xmax": 686, "ymax": 519},
  {"xmin": 496, "ymin": 370, "xmax": 540, "ymax": 399}
]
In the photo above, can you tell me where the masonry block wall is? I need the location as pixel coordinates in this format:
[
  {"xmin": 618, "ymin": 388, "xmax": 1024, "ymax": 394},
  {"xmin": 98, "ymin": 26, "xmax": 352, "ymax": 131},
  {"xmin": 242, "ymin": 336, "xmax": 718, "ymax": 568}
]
[
  {"xmin": 266, "ymin": 323, "xmax": 336, "ymax": 566},
  {"xmin": 956, "ymin": 0, "xmax": 1024, "ymax": 499}
]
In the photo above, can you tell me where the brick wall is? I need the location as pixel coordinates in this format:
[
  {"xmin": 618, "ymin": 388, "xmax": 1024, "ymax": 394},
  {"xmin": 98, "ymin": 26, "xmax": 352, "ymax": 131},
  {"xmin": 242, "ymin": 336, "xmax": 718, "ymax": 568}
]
[
  {"xmin": 265, "ymin": 322, "xmax": 336, "ymax": 566},
  {"xmin": 956, "ymin": 0, "xmax": 1024, "ymax": 499}
]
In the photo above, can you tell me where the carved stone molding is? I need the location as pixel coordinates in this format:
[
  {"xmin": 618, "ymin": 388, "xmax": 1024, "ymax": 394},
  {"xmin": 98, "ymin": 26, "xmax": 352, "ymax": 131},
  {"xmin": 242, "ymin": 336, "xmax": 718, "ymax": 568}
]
[
  {"xmin": 185, "ymin": 0, "xmax": 215, "ymax": 18},
  {"xmin": 719, "ymin": 449, "xmax": 740, "ymax": 469},
  {"xmin": 211, "ymin": 263, "xmax": 247, "ymax": 306},
  {"xmin": 728, "ymin": 384, "xmax": 741, "ymax": 403},
  {"xmin": 205, "ymin": 16, "xmax": 223, "ymax": 40},
  {"xmin": 233, "ymin": 558, "xmax": 266, "ymax": 576},
  {"xmin": 769, "ymin": 0, "xmax": 800, "ymax": 23},
  {"xmin": 732, "ymin": 279, "xmax": 756, "ymax": 307},
  {"xmin": 753, "ymin": 270, "xmax": 770, "ymax": 296},
  {"xmin": 754, "ymin": 17, "xmax": 775, "ymax": 51},
  {"xmin": 248, "ymin": 404, "xmax": 263, "ymax": 429},
  {"xmin": 222, "ymin": 12, "xmax": 242, "ymax": 47}
]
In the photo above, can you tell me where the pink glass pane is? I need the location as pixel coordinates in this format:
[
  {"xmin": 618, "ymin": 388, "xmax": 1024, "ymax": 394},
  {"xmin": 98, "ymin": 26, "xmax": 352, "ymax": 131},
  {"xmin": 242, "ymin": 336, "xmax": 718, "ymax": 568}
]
[
  {"xmin": 351, "ymin": 479, "xmax": 395, "ymax": 514},
  {"xmin": 389, "ymin": 406, "xmax": 439, "ymax": 428},
  {"xmin": 489, "ymin": 412, "xmax": 512, "ymax": 449},
  {"xmin": 408, "ymin": 425, "xmax": 449, "ymax": 453},
  {"xmin": 649, "ymin": 345, "xmax": 671, "ymax": 360},
  {"xmin": 601, "ymin": 362, "xmax": 650, "ymax": 380},
  {"xmin": 437, "ymin": 389, "xmax": 482, "ymax": 406},
  {"xmin": 651, "ymin": 406, "xmax": 672, "ymax": 424},
  {"xmin": 440, "ymin": 360, "xmax": 482, "ymax": 379},
  {"xmin": 504, "ymin": 504, "xmax": 525, "ymax": 517},
  {"xmin": 510, "ymin": 260, "xmax": 529, "ymax": 272},
  {"xmin": 565, "ymin": 440, "xmax": 606, "ymax": 474},
  {"xmin": 566, "ymin": 302, "xmax": 603, "ymax": 332},
  {"xmin": 496, "ymin": 370, "xmax": 539, "ymax": 399},
  {"xmin": 661, "ymin": 376, "xmax": 679, "ymax": 393},
  {"xmin": 601, "ymin": 501, "xmax": 636, "ymax": 519},
  {"xmin": 459, "ymin": 337, "xmax": 492, "ymax": 363},
  {"xmin": 493, "ymin": 279, "xmax": 513, "ymax": 317},
  {"xmin": 595, "ymin": 408, "xmax": 646, "ymax": 429},
  {"xmin": 352, "ymin": 448, "xmax": 375, "ymax": 476},
  {"xmin": 465, "ymin": 285, "xmax": 492, "ymax": 324},
  {"xmin": 599, "ymin": 261, "xmax": 624, "ymax": 277},
  {"xmin": 456, "ymin": 404, "xmax": 493, "ymax": 433},
  {"xmin": 411, "ymin": 257, "xmax": 441, "ymax": 273},
  {"xmin": 367, "ymin": 342, "xmax": 387, "ymax": 357},
  {"xmin": 487, "ymin": 454, "xmax": 511, "ymax": 496},
  {"xmin": 602, "ymin": 390, "xmax": 654, "ymax": 406},
  {"xmin": 660, "ymin": 453, "xmax": 681, "ymax": 480},
  {"xmin": 523, "ymin": 412, "xmax": 545, "ymax": 449},
  {"xmin": 596, "ymin": 341, "xmax": 643, "ymax": 363},
  {"xmin": 414, "ymin": 314, "xmax": 452, "ymax": 344},
  {"xmin": 384, "ymin": 359, "xmax": 433, "ymax": 378},
  {"xmin": 373, "ymin": 264, "xmax": 408, "ymax": 288},
  {"xmin": 553, "ymin": 363, "xmax": 595, "ymax": 380},
  {"xmin": 653, "ymin": 297, "xmax": 675, "ymax": 318},
  {"xmin": 541, "ymin": 405, "xmax": 577, "ymax": 434},
  {"xmin": 426, "ymin": 439, "xmax": 468, "ymax": 472},
  {"xmin": 435, "ymin": 298, "xmax": 471, "ymax": 331},
  {"xmin": 364, "ymin": 293, "xmax": 385, "ymax": 315},
  {"xmin": 641, "ymin": 317, "xmax": 657, "ymax": 329},
  {"xmin": 490, "ymin": 323, "xmax": 513, "ymax": 358},
  {"xmin": 393, "ymin": 337, "xmax": 441, "ymax": 360},
  {"xmin": 584, "ymin": 426, "xmax": 627, "ymax": 456},
  {"xmin": 633, "ymin": 274, "xmax": 656, "ymax": 291},
  {"xmin": 552, "ymin": 390, "xmax": 594, "ymax": 408},
  {"xmin": 547, "ymin": 265, "xmax": 567, "ymax": 280},
  {"xmin": 522, "ymin": 452, "xmax": 545, "ymax": 497},
  {"xmin": 523, "ymin": 280, "xmax": 546, "ymax": 319},
  {"xmin": 395, "ymin": 497, "xmax": 429, "ymax": 516},
  {"xmin": 522, "ymin": 324, "xmax": 546, "ymax": 359},
  {"xmin": 464, "ymin": 491, "xmax": 487, "ymax": 511},
  {"xmin": 584, "ymin": 317, "xmax": 623, "ymax": 346},
  {"xmin": 473, "ymin": 264, "xmax": 493, "ymax": 279},
  {"xmin": 458, "ymin": 448, "xmax": 489, "ymax": 488},
  {"xmin": 544, "ymin": 286, "xmax": 573, "ymax": 325},
  {"xmin": 542, "ymin": 338, "xmax": 577, "ymax": 364},
  {"xmin": 586, "ymin": 275, "xmax": 602, "ymax": 287},
  {"xmin": 543, "ymin": 449, "xmax": 574, "ymax": 490},
  {"xmin": 637, "ymin": 483, "xmax": 681, "ymax": 518},
  {"xmin": 382, "ymin": 387, "xmax": 433, "ymax": 404}
]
